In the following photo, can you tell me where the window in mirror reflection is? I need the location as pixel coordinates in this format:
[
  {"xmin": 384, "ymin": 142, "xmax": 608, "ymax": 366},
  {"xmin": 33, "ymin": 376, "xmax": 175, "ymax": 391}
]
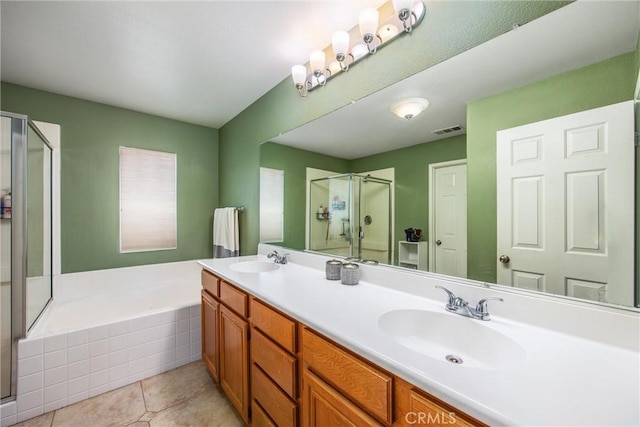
[{"xmin": 260, "ymin": 167, "xmax": 284, "ymax": 242}]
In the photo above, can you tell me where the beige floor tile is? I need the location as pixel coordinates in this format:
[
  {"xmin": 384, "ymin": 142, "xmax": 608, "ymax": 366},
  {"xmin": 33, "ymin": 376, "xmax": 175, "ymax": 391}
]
[
  {"xmin": 12, "ymin": 412, "xmax": 54, "ymax": 427},
  {"xmin": 125, "ymin": 423, "xmax": 149, "ymax": 427},
  {"xmin": 149, "ymin": 387, "xmax": 243, "ymax": 427},
  {"xmin": 52, "ymin": 383, "xmax": 146, "ymax": 427},
  {"xmin": 141, "ymin": 361, "xmax": 215, "ymax": 413},
  {"xmin": 138, "ymin": 412, "xmax": 156, "ymax": 422}
]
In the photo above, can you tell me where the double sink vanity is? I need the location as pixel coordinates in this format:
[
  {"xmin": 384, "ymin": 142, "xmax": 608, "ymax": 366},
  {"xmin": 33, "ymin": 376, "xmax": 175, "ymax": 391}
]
[{"xmin": 199, "ymin": 244, "xmax": 640, "ymax": 426}]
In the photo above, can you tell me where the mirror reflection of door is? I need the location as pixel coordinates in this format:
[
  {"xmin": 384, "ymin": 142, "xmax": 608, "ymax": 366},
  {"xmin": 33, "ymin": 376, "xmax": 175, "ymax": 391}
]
[
  {"xmin": 496, "ymin": 101, "xmax": 634, "ymax": 306},
  {"xmin": 429, "ymin": 160, "xmax": 467, "ymax": 278}
]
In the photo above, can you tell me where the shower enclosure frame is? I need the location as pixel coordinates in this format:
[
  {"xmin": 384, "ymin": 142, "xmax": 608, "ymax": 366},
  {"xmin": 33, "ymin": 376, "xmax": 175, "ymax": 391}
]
[
  {"xmin": 1, "ymin": 112, "xmax": 54, "ymax": 402},
  {"xmin": 308, "ymin": 172, "xmax": 393, "ymax": 264}
]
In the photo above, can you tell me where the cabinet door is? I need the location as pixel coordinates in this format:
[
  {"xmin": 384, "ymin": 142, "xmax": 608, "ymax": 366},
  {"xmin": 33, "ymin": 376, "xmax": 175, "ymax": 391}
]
[
  {"xmin": 302, "ymin": 370, "xmax": 381, "ymax": 427},
  {"xmin": 407, "ymin": 389, "xmax": 481, "ymax": 427},
  {"xmin": 201, "ymin": 290, "xmax": 219, "ymax": 382},
  {"xmin": 220, "ymin": 304, "xmax": 250, "ymax": 424}
]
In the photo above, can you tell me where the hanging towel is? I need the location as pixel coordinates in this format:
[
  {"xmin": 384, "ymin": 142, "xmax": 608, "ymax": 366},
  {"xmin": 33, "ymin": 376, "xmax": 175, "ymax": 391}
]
[{"xmin": 213, "ymin": 207, "xmax": 239, "ymax": 258}]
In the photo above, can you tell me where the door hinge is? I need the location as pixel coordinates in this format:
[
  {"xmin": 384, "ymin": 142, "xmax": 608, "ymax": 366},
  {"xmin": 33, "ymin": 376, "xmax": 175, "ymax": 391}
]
[{"xmin": 635, "ymin": 131, "xmax": 639, "ymax": 147}]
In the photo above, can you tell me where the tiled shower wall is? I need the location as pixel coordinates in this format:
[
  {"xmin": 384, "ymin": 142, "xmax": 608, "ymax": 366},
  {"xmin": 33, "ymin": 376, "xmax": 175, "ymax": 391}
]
[{"xmin": 1, "ymin": 304, "xmax": 202, "ymax": 426}]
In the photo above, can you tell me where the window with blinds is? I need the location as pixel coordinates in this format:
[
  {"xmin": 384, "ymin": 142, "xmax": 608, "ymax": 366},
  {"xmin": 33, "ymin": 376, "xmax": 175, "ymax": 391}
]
[
  {"xmin": 119, "ymin": 147, "xmax": 177, "ymax": 252},
  {"xmin": 260, "ymin": 167, "xmax": 284, "ymax": 243}
]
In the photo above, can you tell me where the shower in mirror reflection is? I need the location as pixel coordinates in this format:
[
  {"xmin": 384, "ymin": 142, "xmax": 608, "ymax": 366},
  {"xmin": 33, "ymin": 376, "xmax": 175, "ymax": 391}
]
[{"xmin": 307, "ymin": 169, "xmax": 393, "ymax": 265}]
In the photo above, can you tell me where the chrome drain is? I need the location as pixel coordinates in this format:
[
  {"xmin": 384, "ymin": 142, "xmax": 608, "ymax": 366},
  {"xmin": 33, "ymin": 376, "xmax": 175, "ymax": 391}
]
[{"xmin": 445, "ymin": 354, "xmax": 463, "ymax": 364}]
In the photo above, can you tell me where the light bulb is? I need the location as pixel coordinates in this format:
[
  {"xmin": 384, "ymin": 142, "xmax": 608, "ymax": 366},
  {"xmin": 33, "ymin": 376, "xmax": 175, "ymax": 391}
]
[
  {"xmin": 332, "ymin": 31, "xmax": 350, "ymax": 60},
  {"xmin": 379, "ymin": 24, "xmax": 399, "ymax": 43},
  {"xmin": 291, "ymin": 65, "xmax": 307, "ymax": 86},
  {"xmin": 309, "ymin": 50, "xmax": 326, "ymax": 75},
  {"xmin": 351, "ymin": 44, "xmax": 369, "ymax": 60},
  {"xmin": 359, "ymin": 8, "xmax": 379, "ymax": 37}
]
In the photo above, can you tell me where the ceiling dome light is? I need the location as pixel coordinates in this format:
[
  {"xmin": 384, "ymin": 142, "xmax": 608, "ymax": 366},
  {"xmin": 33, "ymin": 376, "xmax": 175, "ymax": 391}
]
[{"xmin": 390, "ymin": 97, "xmax": 429, "ymax": 120}]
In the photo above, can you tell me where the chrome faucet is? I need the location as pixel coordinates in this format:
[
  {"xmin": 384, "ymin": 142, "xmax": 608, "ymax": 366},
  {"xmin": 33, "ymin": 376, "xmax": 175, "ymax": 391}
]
[
  {"xmin": 436, "ymin": 285, "xmax": 503, "ymax": 321},
  {"xmin": 267, "ymin": 250, "xmax": 288, "ymax": 264}
]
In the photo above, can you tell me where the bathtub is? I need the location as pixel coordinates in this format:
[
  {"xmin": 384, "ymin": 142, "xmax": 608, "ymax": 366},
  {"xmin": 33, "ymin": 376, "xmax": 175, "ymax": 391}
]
[{"xmin": 2, "ymin": 260, "xmax": 205, "ymax": 426}]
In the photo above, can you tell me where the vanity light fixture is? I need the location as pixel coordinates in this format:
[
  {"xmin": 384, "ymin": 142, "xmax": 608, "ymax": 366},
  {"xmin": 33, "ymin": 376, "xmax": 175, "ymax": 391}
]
[
  {"xmin": 390, "ymin": 97, "xmax": 429, "ymax": 120},
  {"xmin": 291, "ymin": 1, "xmax": 426, "ymax": 97}
]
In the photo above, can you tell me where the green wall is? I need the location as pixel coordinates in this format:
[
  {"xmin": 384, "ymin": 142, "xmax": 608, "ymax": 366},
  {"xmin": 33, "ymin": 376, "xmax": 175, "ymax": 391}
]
[
  {"xmin": 260, "ymin": 142, "xmax": 349, "ymax": 249},
  {"xmin": 219, "ymin": 2, "xmax": 568, "ymax": 256},
  {"xmin": 351, "ymin": 135, "xmax": 466, "ymax": 262},
  {"xmin": 1, "ymin": 83, "xmax": 219, "ymax": 273},
  {"xmin": 466, "ymin": 52, "xmax": 637, "ymax": 283}
]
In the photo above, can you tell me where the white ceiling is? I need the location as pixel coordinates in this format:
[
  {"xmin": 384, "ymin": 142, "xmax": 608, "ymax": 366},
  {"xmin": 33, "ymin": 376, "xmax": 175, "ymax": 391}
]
[
  {"xmin": 0, "ymin": 0, "xmax": 383, "ymax": 128},
  {"xmin": 272, "ymin": 1, "xmax": 640, "ymax": 159}
]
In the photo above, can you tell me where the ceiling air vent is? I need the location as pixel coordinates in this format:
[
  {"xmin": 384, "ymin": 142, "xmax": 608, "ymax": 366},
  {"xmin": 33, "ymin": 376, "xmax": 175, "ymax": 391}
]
[{"xmin": 432, "ymin": 125, "xmax": 464, "ymax": 135}]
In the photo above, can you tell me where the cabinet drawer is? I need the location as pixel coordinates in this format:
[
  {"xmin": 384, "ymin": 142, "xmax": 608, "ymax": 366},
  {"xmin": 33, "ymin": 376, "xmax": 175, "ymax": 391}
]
[
  {"xmin": 201, "ymin": 269, "xmax": 219, "ymax": 297},
  {"xmin": 251, "ymin": 298, "xmax": 297, "ymax": 353},
  {"xmin": 408, "ymin": 389, "xmax": 484, "ymax": 427},
  {"xmin": 220, "ymin": 280, "xmax": 247, "ymax": 317},
  {"xmin": 252, "ymin": 365, "xmax": 297, "ymax": 427},
  {"xmin": 302, "ymin": 328, "xmax": 392, "ymax": 424},
  {"xmin": 252, "ymin": 400, "xmax": 276, "ymax": 427},
  {"xmin": 252, "ymin": 328, "xmax": 297, "ymax": 399},
  {"xmin": 303, "ymin": 369, "xmax": 381, "ymax": 427}
]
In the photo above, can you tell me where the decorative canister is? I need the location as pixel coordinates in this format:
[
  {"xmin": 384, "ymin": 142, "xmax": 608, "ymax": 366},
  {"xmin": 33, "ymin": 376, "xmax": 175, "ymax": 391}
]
[
  {"xmin": 340, "ymin": 263, "xmax": 360, "ymax": 285},
  {"xmin": 325, "ymin": 259, "xmax": 343, "ymax": 280}
]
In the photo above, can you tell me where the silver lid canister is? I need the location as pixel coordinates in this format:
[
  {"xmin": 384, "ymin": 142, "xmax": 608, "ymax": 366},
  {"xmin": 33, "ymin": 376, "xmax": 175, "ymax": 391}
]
[
  {"xmin": 340, "ymin": 263, "xmax": 360, "ymax": 285},
  {"xmin": 325, "ymin": 259, "xmax": 343, "ymax": 280}
]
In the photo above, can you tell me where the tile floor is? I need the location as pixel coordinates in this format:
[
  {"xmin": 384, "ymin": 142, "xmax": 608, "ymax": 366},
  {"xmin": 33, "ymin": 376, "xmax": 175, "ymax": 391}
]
[{"xmin": 11, "ymin": 361, "xmax": 243, "ymax": 427}]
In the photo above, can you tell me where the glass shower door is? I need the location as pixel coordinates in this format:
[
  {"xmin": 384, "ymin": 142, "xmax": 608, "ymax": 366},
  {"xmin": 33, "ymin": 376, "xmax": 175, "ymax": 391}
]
[
  {"xmin": 1, "ymin": 117, "xmax": 12, "ymax": 399},
  {"xmin": 25, "ymin": 122, "xmax": 52, "ymax": 331},
  {"xmin": 308, "ymin": 174, "xmax": 353, "ymax": 258},
  {"xmin": 0, "ymin": 114, "xmax": 53, "ymax": 401},
  {"xmin": 357, "ymin": 176, "xmax": 392, "ymax": 264}
]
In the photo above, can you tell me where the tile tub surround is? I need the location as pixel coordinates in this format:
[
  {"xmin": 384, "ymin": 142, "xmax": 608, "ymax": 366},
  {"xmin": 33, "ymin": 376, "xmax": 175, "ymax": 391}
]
[
  {"xmin": 198, "ymin": 244, "xmax": 640, "ymax": 426},
  {"xmin": 1, "ymin": 260, "xmax": 204, "ymax": 425}
]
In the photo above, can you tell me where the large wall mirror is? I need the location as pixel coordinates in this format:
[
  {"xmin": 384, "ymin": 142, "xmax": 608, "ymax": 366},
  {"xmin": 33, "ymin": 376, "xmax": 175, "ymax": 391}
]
[{"xmin": 260, "ymin": 2, "xmax": 640, "ymax": 309}]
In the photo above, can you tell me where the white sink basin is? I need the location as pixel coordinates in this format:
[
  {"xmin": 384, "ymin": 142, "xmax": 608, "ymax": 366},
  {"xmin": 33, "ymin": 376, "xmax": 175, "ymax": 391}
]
[
  {"xmin": 229, "ymin": 261, "xmax": 280, "ymax": 273},
  {"xmin": 378, "ymin": 309, "xmax": 526, "ymax": 369}
]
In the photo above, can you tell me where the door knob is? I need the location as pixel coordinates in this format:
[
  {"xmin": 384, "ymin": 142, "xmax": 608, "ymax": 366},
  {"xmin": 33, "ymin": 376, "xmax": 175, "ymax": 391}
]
[
  {"xmin": 435, "ymin": 240, "xmax": 442, "ymax": 246},
  {"xmin": 499, "ymin": 255, "xmax": 510, "ymax": 264}
]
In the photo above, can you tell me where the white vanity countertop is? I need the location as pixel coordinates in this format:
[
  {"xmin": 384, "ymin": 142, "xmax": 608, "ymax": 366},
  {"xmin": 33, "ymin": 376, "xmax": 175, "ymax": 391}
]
[{"xmin": 198, "ymin": 255, "xmax": 640, "ymax": 426}]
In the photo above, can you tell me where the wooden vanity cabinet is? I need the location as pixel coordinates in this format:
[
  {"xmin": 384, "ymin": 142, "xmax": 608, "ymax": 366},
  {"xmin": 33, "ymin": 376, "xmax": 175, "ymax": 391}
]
[
  {"xmin": 201, "ymin": 270, "xmax": 220, "ymax": 381},
  {"xmin": 201, "ymin": 270, "xmax": 250, "ymax": 424},
  {"xmin": 301, "ymin": 328, "xmax": 393, "ymax": 426},
  {"xmin": 249, "ymin": 297, "xmax": 299, "ymax": 427},
  {"xmin": 201, "ymin": 268, "xmax": 488, "ymax": 427},
  {"xmin": 219, "ymin": 303, "xmax": 250, "ymax": 424},
  {"xmin": 201, "ymin": 290, "xmax": 219, "ymax": 382},
  {"xmin": 394, "ymin": 377, "xmax": 487, "ymax": 427}
]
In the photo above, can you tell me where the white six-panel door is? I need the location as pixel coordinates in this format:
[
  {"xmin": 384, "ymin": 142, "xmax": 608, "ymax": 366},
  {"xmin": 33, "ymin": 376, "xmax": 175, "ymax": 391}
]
[
  {"xmin": 429, "ymin": 161, "xmax": 467, "ymax": 278},
  {"xmin": 497, "ymin": 101, "xmax": 634, "ymax": 306}
]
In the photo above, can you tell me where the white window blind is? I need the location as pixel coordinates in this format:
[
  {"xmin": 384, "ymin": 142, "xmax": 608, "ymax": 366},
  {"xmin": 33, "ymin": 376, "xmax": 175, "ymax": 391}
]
[
  {"xmin": 260, "ymin": 167, "xmax": 284, "ymax": 242},
  {"xmin": 119, "ymin": 147, "xmax": 177, "ymax": 252}
]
